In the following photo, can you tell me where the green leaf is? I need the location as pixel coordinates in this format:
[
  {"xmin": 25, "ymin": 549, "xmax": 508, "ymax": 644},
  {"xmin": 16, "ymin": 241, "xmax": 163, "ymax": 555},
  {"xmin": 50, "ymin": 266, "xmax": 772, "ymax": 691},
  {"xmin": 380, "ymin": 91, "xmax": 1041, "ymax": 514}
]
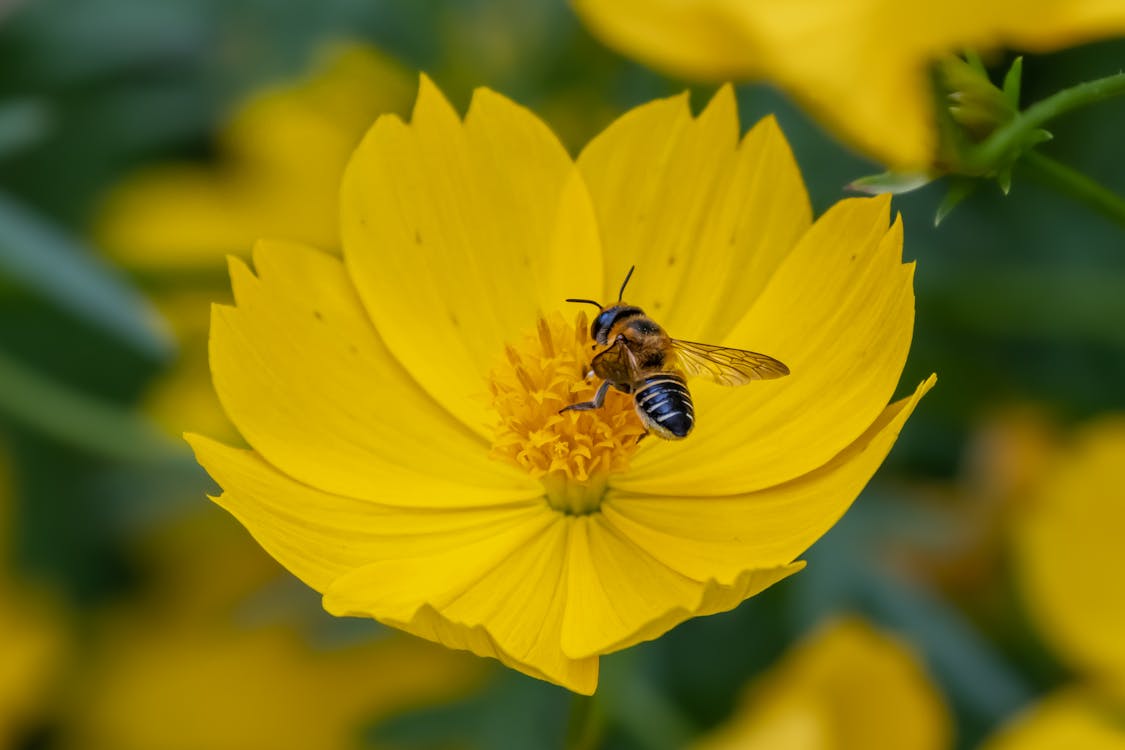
[
  {"xmin": 0, "ymin": 99, "xmax": 51, "ymax": 160},
  {"xmin": 0, "ymin": 193, "xmax": 173, "ymax": 361},
  {"xmin": 1002, "ymin": 56, "xmax": 1023, "ymax": 108},
  {"xmin": 935, "ymin": 179, "xmax": 977, "ymax": 226},
  {"xmin": 0, "ymin": 347, "xmax": 179, "ymax": 462},
  {"xmin": 847, "ymin": 171, "xmax": 934, "ymax": 195},
  {"xmin": 996, "ymin": 166, "xmax": 1013, "ymax": 195}
]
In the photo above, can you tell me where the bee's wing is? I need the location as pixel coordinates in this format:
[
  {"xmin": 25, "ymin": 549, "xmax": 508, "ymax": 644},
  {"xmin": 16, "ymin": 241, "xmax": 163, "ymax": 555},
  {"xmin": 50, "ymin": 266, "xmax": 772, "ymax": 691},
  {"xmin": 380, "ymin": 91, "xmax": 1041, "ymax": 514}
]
[{"xmin": 671, "ymin": 339, "xmax": 790, "ymax": 386}]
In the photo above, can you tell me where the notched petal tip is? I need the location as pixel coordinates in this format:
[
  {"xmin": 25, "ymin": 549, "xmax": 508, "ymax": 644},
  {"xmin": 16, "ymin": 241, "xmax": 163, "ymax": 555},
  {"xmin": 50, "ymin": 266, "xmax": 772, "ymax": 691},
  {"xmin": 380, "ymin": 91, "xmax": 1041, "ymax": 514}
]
[
  {"xmin": 561, "ymin": 557, "xmax": 806, "ymax": 660},
  {"xmin": 697, "ymin": 83, "xmax": 739, "ymax": 142},
  {"xmin": 413, "ymin": 72, "xmax": 461, "ymax": 125},
  {"xmin": 322, "ymin": 590, "xmax": 600, "ymax": 695}
]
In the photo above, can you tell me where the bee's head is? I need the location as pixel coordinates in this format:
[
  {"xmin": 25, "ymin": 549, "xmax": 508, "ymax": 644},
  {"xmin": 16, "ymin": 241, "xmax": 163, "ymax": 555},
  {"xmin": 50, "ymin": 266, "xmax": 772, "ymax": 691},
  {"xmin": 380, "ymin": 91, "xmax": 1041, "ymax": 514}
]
[
  {"xmin": 566, "ymin": 265, "xmax": 640, "ymax": 346},
  {"xmin": 590, "ymin": 304, "xmax": 645, "ymax": 346}
]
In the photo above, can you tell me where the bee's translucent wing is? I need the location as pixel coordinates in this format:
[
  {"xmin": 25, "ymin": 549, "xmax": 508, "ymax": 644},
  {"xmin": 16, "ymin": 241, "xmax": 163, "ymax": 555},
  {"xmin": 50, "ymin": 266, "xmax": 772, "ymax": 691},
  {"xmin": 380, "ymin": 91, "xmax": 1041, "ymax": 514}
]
[{"xmin": 671, "ymin": 339, "xmax": 790, "ymax": 386}]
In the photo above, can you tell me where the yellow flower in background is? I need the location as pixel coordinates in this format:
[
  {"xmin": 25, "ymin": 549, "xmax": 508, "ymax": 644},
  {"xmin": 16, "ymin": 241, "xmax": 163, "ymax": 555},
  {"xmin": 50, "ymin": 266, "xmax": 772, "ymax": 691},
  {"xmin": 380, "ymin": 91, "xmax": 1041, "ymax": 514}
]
[
  {"xmin": 62, "ymin": 625, "xmax": 482, "ymax": 750},
  {"xmin": 692, "ymin": 618, "xmax": 950, "ymax": 750},
  {"xmin": 0, "ymin": 451, "xmax": 67, "ymax": 748},
  {"xmin": 97, "ymin": 42, "xmax": 414, "ymax": 267},
  {"xmin": 980, "ymin": 689, "xmax": 1125, "ymax": 750},
  {"xmin": 1011, "ymin": 417, "xmax": 1125, "ymax": 685},
  {"xmin": 93, "ymin": 42, "xmax": 414, "ymax": 438},
  {"xmin": 190, "ymin": 77, "xmax": 931, "ymax": 693},
  {"xmin": 58, "ymin": 511, "xmax": 484, "ymax": 750},
  {"xmin": 572, "ymin": 0, "xmax": 1125, "ymax": 170}
]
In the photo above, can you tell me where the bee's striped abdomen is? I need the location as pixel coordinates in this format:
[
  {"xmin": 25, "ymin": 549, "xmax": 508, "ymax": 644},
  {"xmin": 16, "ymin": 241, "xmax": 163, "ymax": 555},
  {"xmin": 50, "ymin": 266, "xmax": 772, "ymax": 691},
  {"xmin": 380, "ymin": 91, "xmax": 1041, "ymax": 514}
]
[{"xmin": 634, "ymin": 373, "xmax": 694, "ymax": 439}]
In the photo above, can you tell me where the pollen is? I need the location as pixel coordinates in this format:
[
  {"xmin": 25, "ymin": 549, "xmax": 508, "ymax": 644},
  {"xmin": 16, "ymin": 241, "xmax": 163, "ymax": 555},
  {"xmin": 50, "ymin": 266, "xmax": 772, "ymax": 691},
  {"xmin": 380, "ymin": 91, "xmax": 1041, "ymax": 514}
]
[{"xmin": 488, "ymin": 311, "xmax": 646, "ymax": 515}]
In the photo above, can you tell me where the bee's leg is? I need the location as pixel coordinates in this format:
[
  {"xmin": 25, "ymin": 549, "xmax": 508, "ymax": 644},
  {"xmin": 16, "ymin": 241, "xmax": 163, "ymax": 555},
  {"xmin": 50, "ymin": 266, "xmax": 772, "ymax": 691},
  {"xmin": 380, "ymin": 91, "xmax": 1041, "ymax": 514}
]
[
  {"xmin": 559, "ymin": 380, "xmax": 611, "ymax": 414},
  {"xmin": 635, "ymin": 431, "xmax": 649, "ymax": 444}
]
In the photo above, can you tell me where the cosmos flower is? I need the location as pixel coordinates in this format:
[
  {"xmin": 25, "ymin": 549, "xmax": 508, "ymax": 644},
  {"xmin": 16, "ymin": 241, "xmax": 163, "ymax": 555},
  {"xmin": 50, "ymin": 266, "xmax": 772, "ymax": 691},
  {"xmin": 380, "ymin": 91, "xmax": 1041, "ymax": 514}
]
[
  {"xmin": 1011, "ymin": 417, "xmax": 1125, "ymax": 686},
  {"xmin": 572, "ymin": 0, "xmax": 1125, "ymax": 170},
  {"xmin": 189, "ymin": 76, "xmax": 931, "ymax": 693},
  {"xmin": 691, "ymin": 618, "xmax": 950, "ymax": 750},
  {"xmin": 58, "ymin": 514, "xmax": 483, "ymax": 750},
  {"xmin": 980, "ymin": 689, "xmax": 1125, "ymax": 750},
  {"xmin": 96, "ymin": 42, "xmax": 414, "ymax": 268}
]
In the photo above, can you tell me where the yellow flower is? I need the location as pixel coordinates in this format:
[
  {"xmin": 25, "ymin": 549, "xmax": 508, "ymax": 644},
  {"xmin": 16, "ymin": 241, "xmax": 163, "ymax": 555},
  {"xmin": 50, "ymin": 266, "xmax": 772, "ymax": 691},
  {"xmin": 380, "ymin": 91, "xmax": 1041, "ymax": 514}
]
[
  {"xmin": 0, "ymin": 450, "xmax": 67, "ymax": 748},
  {"xmin": 692, "ymin": 618, "xmax": 950, "ymax": 750},
  {"xmin": 189, "ymin": 77, "xmax": 932, "ymax": 694},
  {"xmin": 980, "ymin": 689, "xmax": 1125, "ymax": 750},
  {"xmin": 1011, "ymin": 417, "xmax": 1125, "ymax": 684},
  {"xmin": 572, "ymin": 0, "xmax": 1125, "ymax": 169},
  {"xmin": 61, "ymin": 626, "xmax": 483, "ymax": 750},
  {"xmin": 58, "ymin": 514, "xmax": 483, "ymax": 750},
  {"xmin": 97, "ymin": 42, "xmax": 414, "ymax": 268},
  {"xmin": 93, "ymin": 43, "xmax": 413, "ymax": 438}
]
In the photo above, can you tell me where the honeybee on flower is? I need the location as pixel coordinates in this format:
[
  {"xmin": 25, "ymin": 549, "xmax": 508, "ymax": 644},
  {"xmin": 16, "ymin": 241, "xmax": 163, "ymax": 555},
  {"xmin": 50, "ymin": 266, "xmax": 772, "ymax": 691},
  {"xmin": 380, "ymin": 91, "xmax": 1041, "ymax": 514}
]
[{"xmin": 563, "ymin": 265, "xmax": 789, "ymax": 440}]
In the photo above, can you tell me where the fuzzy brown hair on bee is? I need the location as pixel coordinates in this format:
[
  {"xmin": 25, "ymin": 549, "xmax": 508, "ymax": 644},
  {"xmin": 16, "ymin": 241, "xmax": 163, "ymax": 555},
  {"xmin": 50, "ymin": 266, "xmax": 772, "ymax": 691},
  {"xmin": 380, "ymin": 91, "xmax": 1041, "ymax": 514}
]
[{"xmin": 561, "ymin": 266, "xmax": 790, "ymax": 440}]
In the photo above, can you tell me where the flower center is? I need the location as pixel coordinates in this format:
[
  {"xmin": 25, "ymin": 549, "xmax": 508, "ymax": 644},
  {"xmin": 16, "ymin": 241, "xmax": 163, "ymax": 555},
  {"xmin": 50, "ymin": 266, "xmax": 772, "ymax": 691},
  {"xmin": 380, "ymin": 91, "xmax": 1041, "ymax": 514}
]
[{"xmin": 488, "ymin": 312, "xmax": 646, "ymax": 515}]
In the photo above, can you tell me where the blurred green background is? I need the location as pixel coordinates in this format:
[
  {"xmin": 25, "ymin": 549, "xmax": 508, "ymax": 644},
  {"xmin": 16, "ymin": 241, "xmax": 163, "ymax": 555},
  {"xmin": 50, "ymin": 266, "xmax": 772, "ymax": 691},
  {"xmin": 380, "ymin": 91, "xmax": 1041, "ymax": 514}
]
[{"xmin": 1, "ymin": 1, "xmax": 1124, "ymax": 748}]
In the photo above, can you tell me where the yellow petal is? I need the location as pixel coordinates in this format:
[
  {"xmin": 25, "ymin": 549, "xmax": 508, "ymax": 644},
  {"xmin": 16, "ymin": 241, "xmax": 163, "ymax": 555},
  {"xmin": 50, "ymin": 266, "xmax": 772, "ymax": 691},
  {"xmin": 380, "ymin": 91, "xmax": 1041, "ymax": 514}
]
[
  {"xmin": 574, "ymin": 0, "xmax": 1125, "ymax": 169},
  {"xmin": 562, "ymin": 513, "xmax": 801, "ymax": 657},
  {"xmin": 572, "ymin": 0, "xmax": 759, "ymax": 81},
  {"xmin": 981, "ymin": 689, "xmax": 1125, "ymax": 750},
  {"xmin": 606, "ymin": 376, "xmax": 934, "ymax": 585},
  {"xmin": 556, "ymin": 377, "xmax": 933, "ymax": 658},
  {"xmin": 325, "ymin": 515, "xmax": 599, "ymax": 694},
  {"xmin": 210, "ymin": 239, "xmax": 538, "ymax": 502},
  {"xmin": 1012, "ymin": 418, "xmax": 1125, "ymax": 679},
  {"xmin": 188, "ymin": 435, "xmax": 547, "ymax": 593},
  {"xmin": 623, "ymin": 195, "xmax": 914, "ymax": 496},
  {"xmin": 694, "ymin": 618, "xmax": 950, "ymax": 750},
  {"xmin": 577, "ymin": 86, "xmax": 811, "ymax": 343},
  {"xmin": 341, "ymin": 76, "xmax": 603, "ymax": 436}
]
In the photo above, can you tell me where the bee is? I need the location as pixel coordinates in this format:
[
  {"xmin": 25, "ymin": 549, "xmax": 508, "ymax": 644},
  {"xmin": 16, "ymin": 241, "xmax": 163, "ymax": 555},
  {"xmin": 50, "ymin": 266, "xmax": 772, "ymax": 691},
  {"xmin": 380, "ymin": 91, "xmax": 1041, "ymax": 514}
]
[{"xmin": 561, "ymin": 266, "xmax": 789, "ymax": 440}]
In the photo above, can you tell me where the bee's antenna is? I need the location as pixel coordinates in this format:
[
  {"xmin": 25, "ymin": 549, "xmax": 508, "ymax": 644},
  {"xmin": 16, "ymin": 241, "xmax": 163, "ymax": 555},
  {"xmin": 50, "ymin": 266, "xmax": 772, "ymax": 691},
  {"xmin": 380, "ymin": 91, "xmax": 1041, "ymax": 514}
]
[
  {"xmin": 565, "ymin": 298, "xmax": 603, "ymax": 309},
  {"xmin": 618, "ymin": 265, "xmax": 636, "ymax": 302}
]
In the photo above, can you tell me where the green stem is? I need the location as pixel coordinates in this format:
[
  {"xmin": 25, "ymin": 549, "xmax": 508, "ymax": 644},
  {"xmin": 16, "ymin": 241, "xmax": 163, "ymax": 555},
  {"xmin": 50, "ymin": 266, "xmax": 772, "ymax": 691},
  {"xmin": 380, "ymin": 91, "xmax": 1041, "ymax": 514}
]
[
  {"xmin": 565, "ymin": 693, "xmax": 604, "ymax": 750},
  {"xmin": 1020, "ymin": 150, "xmax": 1125, "ymax": 229},
  {"xmin": 965, "ymin": 70, "xmax": 1125, "ymax": 169},
  {"xmin": 0, "ymin": 348, "xmax": 180, "ymax": 462}
]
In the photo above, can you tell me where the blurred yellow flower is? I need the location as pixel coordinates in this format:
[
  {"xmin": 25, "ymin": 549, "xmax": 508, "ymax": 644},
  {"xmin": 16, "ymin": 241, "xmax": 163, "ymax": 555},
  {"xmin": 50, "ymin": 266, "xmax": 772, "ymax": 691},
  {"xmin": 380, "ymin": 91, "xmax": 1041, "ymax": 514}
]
[
  {"xmin": 981, "ymin": 689, "xmax": 1125, "ymax": 750},
  {"xmin": 0, "ymin": 451, "xmax": 67, "ymax": 749},
  {"xmin": 58, "ymin": 511, "xmax": 484, "ymax": 750},
  {"xmin": 62, "ymin": 623, "xmax": 481, "ymax": 750},
  {"xmin": 97, "ymin": 42, "xmax": 415, "ymax": 268},
  {"xmin": 93, "ymin": 42, "xmax": 414, "ymax": 438},
  {"xmin": 190, "ymin": 77, "xmax": 931, "ymax": 693},
  {"xmin": 572, "ymin": 0, "xmax": 1125, "ymax": 169},
  {"xmin": 1012, "ymin": 417, "xmax": 1125, "ymax": 684},
  {"xmin": 692, "ymin": 618, "xmax": 950, "ymax": 750}
]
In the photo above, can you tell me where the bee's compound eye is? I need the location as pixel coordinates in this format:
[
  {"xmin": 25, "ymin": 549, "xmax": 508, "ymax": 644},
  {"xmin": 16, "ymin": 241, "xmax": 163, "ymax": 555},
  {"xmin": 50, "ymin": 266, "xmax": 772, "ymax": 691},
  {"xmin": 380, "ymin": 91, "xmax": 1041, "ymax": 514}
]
[{"xmin": 592, "ymin": 310, "xmax": 614, "ymax": 342}]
